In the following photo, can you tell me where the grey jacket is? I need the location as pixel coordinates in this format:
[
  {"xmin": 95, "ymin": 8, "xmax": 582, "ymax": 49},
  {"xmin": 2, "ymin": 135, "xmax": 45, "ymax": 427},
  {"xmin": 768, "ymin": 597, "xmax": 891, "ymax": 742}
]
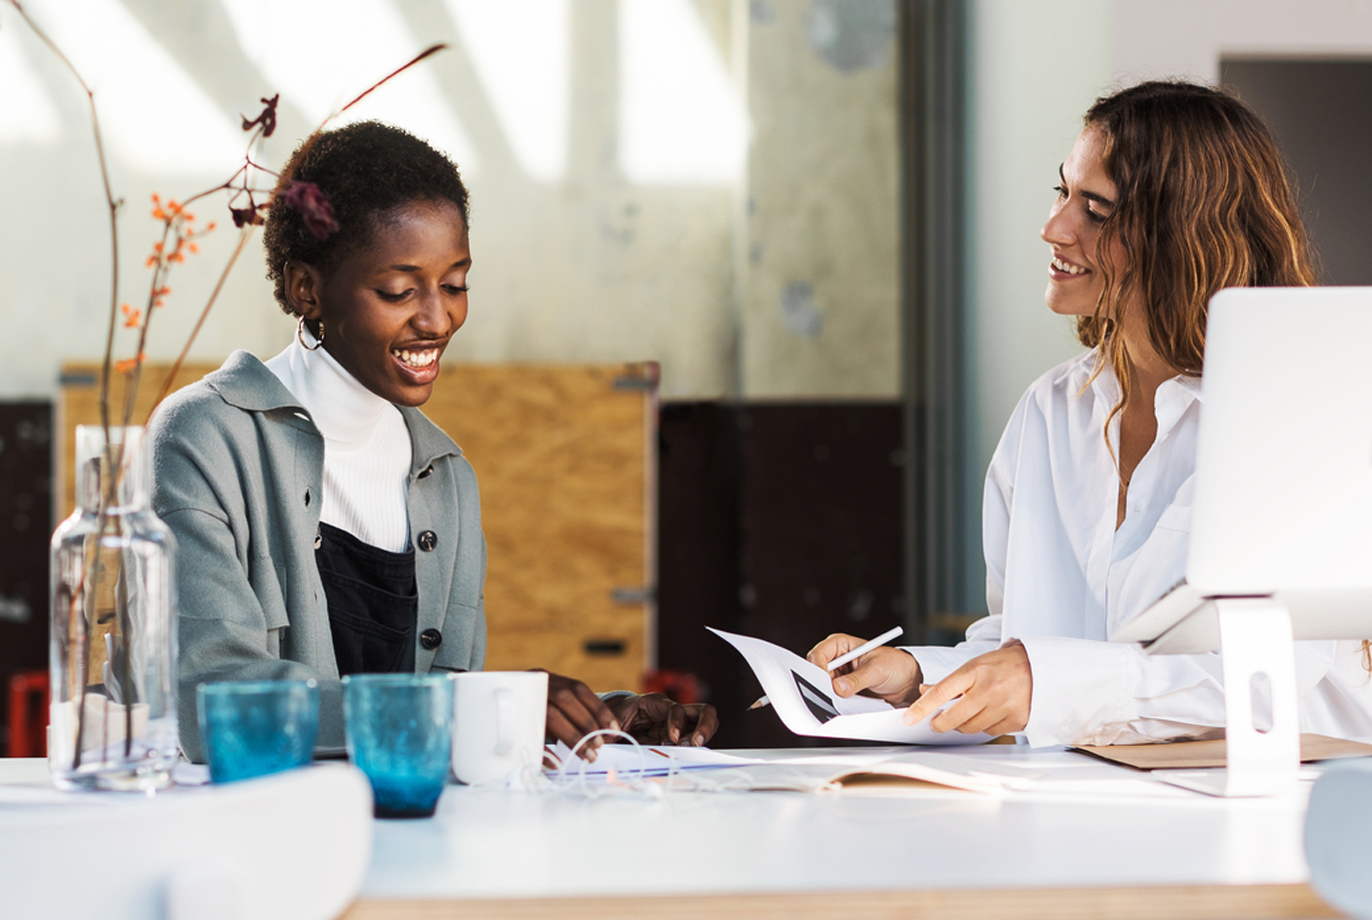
[{"xmin": 148, "ymin": 350, "xmax": 486, "ymax": 761}]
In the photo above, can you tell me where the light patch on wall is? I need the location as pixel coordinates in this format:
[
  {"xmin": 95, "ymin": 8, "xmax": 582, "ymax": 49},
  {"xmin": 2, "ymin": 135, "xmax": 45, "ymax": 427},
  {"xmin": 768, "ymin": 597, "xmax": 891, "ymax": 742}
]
[
  {"xmin": 22, "ymin": 0, "xmax": 242, "ymax": 174},
  {"xmin": 0, "ymin": 594, "xmax": 32, "ymax": 624},
  {"xmin": 780, "ymin": 281, "xmax": 823, "ymax": 338},
  {"xmin": 618, "ymin": 0, "xmax": 748, "ymax": 185},
  {"xmin": 806, "ymin": 0, "xmax": 894, "ymax": 73},
  {"xmin": 0, "ymin": 24, "xmax": 62, "ymax": 145},
  {"xmin": 220, "ymin": 0, "xmax": 479, "ymax": 171},
  {"xmin": 443, "ymin": 0, "xmax": 569, "ymax": 182}
]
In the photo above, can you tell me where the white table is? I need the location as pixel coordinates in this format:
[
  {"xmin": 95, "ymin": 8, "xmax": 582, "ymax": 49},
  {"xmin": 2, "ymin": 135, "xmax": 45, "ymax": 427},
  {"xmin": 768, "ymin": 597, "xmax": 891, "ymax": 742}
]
[
  {"xmin": 0, "ymin": 747, "xmax": 1348, "ymax": 920},
  {"xmin": 347, "ymin": 745, "xmax": 1345, "ymax": 920}
]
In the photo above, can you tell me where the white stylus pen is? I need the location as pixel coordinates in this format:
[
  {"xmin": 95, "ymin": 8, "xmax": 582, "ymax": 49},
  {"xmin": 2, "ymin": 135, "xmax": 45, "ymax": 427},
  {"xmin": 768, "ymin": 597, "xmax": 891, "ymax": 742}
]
[
  {"xmin": 748, "ymin": 625, "xmax": 906, "ymax": 710},
  {"xmin": 824, "ymin": 625, "xmax": 905, "ymax": 672}
]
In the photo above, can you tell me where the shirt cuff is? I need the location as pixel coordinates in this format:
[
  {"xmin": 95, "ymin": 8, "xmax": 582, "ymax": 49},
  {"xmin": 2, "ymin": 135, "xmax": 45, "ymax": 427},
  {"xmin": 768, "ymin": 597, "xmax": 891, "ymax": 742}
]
[
  {"xmin": 900, "ymin": 645, "xmax": 979, "ymax": 686},
  {"xmin": 1018, "ymin": 636, "xmax": 1138, "ymax": 747}
]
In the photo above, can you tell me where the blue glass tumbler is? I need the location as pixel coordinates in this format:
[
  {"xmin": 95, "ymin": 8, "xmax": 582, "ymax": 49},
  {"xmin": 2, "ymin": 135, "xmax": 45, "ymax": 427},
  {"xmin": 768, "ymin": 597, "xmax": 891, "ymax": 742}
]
[
  {"xmin": 343, "ymin": 674, "xmax": 453, "ymax": 818},
  {"xmin": 197, "ymin": 679, "xmax": 320, "ymax": 783}
]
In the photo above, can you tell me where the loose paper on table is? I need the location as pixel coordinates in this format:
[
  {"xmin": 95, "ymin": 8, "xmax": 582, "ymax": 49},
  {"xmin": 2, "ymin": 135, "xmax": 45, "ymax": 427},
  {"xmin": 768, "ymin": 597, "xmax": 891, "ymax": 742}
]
[
  {"xmin": 709, "ymin": 627, "xmax": 991, "ymax": 745},
  {"xmin": 546, "ymin": 742, "xmax": 767, "ymax": 777}
]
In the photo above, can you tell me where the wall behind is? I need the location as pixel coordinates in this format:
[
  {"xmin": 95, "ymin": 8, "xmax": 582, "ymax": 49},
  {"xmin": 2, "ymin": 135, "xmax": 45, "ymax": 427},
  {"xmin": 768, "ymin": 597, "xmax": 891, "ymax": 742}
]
[
  {"xmin": 961, "ymin": 0, "xmax": 1111, "ymax": 611},
  {"xmin": 742, "ymin": 0, "xmax": 899, "ymax": 398},
  {"xmin": 1112, "ymin": 0, "xmax": 1372, "ymax": 82},
  {"xmin": 0, "ymin": 0, "xmax": 899, "ymax": 403}
]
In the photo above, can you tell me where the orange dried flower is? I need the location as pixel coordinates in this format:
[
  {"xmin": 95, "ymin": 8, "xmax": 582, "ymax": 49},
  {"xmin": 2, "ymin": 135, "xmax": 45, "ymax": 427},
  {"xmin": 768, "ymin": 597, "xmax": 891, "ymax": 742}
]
[
  {"xmin": 113, "ymin": 352, "xmax": 146, "ymax": 375},
  {"xmin": 120, "ymin": 303, "xmax": 141, "ymax": 328}
]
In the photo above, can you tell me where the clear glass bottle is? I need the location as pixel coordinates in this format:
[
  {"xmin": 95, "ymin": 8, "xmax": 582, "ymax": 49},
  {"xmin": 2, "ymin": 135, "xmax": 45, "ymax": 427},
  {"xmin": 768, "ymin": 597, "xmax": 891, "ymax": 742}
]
[{"xmin": 49, "ymin": 425, "xmax": 178, "ymax": 791}]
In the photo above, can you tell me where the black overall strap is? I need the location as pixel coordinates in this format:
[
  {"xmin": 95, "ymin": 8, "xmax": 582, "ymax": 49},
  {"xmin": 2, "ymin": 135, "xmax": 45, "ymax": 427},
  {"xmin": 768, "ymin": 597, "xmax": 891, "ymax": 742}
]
[{"xmin": 315, "ymin": 522, "xmax": 418, "ymax": 676}]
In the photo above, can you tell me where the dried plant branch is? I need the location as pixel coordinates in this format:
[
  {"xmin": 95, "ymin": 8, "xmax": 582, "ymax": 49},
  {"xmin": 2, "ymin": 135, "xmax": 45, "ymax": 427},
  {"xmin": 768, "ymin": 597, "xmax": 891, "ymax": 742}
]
[
  {"xmin": 7, "ymin": 0, "xmax": 451, "ymax": 772},
  {"xmin": 4, "ymin": 3, "xmax": 122, "ymax": 433},
  {"xmin": 5, "ymin": 0, "xmax": 129, "ymax": 766},
  {"xmin": 337, "ymin": 43, "xmax": 448, "ymax": 115},
  {"xmin": 149, "ymin": 227, "xmax": 254, "ymax": 415}
]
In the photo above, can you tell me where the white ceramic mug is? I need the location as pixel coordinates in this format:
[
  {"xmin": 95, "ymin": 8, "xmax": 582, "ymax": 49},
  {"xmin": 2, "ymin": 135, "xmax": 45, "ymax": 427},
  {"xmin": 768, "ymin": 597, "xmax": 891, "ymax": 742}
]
[{"xmin": 450, "ymin": 671, "xmax": 548, "ymax": 785}]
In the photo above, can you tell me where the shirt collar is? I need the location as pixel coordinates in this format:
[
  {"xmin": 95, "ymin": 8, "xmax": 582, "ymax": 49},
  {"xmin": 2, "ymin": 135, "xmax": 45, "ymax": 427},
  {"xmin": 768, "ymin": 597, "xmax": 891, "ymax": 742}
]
[
  {"xmin": 1154, "ymin": 372, "xmax": 1203, "ymax": 440},
  {"xmin": 1066, "ymin": 350, "xmax": 1202, "ymax": 436},
  {"xmin": 272, "ymin": 338, "xmax": 392, "ymax": 450},
  {"xmin": 205, "ymin": 350, "xmax": 303, "ymax": 413},
  {"xmin": 397, "ymin": 406, "xmax": 463, "ymax": 475},
  {"xmin": 205, "ymin": 349, "xmax": 463, "ymax": 469}
]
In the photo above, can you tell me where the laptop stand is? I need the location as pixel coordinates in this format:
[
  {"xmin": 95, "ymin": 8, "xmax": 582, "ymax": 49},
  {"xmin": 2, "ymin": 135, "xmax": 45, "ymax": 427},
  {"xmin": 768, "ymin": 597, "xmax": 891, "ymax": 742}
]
[{"xmin": 1151, "ymin": 597, "xmax": 1300, "ymax": 797}]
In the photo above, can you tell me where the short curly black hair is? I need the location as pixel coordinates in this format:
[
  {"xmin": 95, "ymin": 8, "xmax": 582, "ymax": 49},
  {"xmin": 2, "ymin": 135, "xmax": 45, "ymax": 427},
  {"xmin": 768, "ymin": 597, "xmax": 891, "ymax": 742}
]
[{"xmin": 263, "ymin": 120, "xmax": 470, "ymax": 315}]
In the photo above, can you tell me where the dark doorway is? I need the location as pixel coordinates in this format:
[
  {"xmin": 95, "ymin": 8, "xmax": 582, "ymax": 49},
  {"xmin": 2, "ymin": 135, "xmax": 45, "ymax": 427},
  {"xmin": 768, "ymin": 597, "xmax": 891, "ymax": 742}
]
[
  {"xmin": 1223, "ymin": 59, "xmax": 1372, "ymax": 285},
  {"xmin": 0, "ymin": 403, "xmax": 52, "ymax": 755},
  {"xmin": 656, "ymin": 401, "xmax": 906, "ymax": 748}
]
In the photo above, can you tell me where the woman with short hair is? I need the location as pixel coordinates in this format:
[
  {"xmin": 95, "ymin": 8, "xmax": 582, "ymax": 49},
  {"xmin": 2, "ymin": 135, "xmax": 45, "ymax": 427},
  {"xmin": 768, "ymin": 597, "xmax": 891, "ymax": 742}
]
[{"xmin": 150, "ymin": 121, "xmax": 716, "ymax": 761}]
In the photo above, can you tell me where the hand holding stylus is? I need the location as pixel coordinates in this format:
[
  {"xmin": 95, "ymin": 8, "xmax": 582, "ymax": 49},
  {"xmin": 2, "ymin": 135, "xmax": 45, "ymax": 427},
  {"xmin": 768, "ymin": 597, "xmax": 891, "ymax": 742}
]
[{"xmin": 805, "ymin": 629, "xmax": 923, "ymax": 707}]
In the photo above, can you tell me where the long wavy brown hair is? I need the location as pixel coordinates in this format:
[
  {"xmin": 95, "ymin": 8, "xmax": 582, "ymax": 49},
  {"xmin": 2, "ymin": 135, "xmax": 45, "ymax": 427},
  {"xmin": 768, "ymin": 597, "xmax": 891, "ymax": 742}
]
[
  {"xmin": 1077, "ymin": 80, "xmax": 1317, "ymax": 424},
  {"xmin": 1078, "ymin": 84, "xmax": 1369, "ymax": 666}
]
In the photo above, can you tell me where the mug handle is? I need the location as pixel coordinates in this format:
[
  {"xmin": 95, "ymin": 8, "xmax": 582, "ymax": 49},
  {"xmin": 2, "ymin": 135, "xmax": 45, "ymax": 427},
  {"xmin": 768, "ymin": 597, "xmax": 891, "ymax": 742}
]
[{"xmin": 494, "ymin": 687, "xmax": 514, "ymax": 756}]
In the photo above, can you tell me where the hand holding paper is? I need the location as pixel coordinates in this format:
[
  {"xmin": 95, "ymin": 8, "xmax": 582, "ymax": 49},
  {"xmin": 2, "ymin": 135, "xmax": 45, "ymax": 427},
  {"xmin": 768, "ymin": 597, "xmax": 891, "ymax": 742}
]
[
  {"xmin": 904, "ymin": 641, "xmax": 1032, "ymax": 736},
  {"xmin": 711, "ymin": 628, "xmax": 993, "ymax": 745}
]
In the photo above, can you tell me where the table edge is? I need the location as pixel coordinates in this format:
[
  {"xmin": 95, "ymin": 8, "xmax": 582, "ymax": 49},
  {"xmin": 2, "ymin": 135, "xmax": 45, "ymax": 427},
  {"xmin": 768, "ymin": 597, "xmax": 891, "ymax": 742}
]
[{"xmin": 342, "ymin": 882, "xmax": 1344, "ymax": 920}]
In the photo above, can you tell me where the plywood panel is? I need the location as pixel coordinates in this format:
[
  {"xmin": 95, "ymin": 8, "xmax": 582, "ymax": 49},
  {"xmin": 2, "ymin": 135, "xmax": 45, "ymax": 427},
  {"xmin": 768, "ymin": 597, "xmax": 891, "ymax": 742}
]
[
  {"xmin": 60, "ymin": 360, "xmax": 656, "ymax": 695},
  {"xmin": 422, "ymin": 363, "xmax": 655, "ymax": 693}
]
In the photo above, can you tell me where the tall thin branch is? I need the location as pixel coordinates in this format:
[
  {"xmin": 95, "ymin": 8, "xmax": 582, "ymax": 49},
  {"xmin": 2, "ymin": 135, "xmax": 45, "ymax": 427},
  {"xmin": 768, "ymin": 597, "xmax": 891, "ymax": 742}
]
[{"xmin": 149, "ymin": 227, "xmax": 254, "ymax": 416}]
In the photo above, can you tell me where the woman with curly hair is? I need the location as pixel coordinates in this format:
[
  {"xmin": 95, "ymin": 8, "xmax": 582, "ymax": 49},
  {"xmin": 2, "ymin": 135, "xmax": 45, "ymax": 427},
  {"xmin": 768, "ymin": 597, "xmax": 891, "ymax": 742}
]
[
  {"xmin": 810, "ymin": 80, "xmax": 1372, "ymax": 746},
  {"xmin": 150, "ymin": 121, "xmax": 716, "ymax": 761}
]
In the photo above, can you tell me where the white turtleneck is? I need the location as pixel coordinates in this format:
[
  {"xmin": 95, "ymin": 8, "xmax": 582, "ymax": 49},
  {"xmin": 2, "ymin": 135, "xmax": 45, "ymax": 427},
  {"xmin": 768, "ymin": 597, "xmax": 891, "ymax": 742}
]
[{"xmin": 264, "ymin": 334, "xmax": 413, "ymax": 553}]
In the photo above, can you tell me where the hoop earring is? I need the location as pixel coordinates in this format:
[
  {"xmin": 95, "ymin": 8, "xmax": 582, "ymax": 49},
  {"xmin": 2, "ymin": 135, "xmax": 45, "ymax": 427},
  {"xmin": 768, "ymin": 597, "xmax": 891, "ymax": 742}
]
[{"xmin": 297, "ymin": 315, "xmax": 324, "ymax": 351}]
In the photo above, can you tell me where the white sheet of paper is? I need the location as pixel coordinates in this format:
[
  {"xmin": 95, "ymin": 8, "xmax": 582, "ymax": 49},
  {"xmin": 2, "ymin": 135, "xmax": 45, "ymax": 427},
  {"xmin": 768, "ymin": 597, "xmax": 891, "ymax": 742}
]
[
  {"xmin": 546, "ymin": 741, "xmax": 765, "ymax": 777},
  {"xmin": 709, "ymin": 627, "xmax": 992, "ymax": 745}
]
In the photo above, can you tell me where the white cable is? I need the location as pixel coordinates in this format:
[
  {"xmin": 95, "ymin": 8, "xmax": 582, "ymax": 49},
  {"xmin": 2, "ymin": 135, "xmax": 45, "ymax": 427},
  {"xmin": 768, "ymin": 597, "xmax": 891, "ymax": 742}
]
[{"xmin": 536, "ymin": 733, "xmax": 827, "ymax": 797}]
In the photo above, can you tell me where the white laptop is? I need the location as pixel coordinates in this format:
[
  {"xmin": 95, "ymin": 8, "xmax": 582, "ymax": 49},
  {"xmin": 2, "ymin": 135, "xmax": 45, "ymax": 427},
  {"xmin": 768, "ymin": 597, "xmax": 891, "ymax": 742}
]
[{"xmin": 1111, "ymin": 286, "xmax": 1372, "ymax": 654}]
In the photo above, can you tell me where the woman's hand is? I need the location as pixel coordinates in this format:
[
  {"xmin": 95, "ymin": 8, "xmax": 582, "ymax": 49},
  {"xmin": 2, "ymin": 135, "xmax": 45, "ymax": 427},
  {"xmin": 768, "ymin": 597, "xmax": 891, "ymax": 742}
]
[
  {"xmin": 806, "ymin": 633, "xmax": 922, "ymax": 705},
  {"xmin": 542, "ymin": 671, "xmax": 620, "ymax": 761},
  {"xmin": 606, "ymin": 693, "xmax": 719, "ymax": 747},
  {"xmin": 903, "ymin": 641, "xmax": 1032, "ymax": 736}
]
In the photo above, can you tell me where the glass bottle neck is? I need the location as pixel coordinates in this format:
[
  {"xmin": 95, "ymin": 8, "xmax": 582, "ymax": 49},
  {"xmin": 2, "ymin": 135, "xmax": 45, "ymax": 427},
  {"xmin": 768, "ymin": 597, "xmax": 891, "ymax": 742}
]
[{"xmin": 75, "ymin": 425, "xmax": 151, "ymax": 514}]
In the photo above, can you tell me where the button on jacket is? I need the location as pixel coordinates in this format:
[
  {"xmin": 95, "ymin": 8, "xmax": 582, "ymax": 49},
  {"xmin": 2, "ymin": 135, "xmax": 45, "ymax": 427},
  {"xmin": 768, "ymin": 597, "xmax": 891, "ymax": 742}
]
[
  {"xmin": 903, "ymin": 350, "xmax": 1372, "ymax": 747},
  {"xmin": 148, "ymin": 350, "xmax": 487, "ymax": 762}
]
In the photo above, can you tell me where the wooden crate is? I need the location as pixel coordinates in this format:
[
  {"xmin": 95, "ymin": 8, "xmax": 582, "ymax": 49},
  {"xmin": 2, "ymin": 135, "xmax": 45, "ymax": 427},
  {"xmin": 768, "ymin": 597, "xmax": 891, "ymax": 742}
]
[
  {"xmin": 59, "ymin": 360, "xmax": 657, "ymax": 694},
  {"xmin": 421, "ymin": 363, "xmax": 657, "ymax": 693}
]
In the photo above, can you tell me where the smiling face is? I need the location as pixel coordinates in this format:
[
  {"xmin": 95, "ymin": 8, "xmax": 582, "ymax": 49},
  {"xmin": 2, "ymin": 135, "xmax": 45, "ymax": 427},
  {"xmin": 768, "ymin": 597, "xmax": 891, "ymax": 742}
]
[
  {"xmin": 288, "ymin": 199, "xmax": 470, "ymax": 407},
  {"xmin": 1041, "ymin": 126, "xmax": 1123, "ymax": 318}
]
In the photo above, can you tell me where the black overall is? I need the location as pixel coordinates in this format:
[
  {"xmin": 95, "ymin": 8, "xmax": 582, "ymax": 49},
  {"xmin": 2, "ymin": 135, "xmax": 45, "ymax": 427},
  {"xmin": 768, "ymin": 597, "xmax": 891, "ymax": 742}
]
[{"xmin": 315, "ymin": 522, "xmax": 418, "ymax": 675}]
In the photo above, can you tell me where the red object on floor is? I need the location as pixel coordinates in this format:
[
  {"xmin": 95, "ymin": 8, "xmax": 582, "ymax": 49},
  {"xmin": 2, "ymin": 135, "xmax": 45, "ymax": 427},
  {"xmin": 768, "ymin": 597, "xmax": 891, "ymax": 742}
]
[
  {"xmin": 8, "ymin": 670, "xmax": 49, "ymax": 758},
  {"xmin": 642, "ymin": 669, "xmax": 702, "ymax": 705}
]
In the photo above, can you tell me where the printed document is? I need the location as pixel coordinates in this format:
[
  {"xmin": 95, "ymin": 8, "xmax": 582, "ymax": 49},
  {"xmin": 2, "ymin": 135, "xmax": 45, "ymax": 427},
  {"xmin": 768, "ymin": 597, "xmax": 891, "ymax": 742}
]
[{"xmin": 710, "ymin": 627, "xmax": 991, "ymax": 745}]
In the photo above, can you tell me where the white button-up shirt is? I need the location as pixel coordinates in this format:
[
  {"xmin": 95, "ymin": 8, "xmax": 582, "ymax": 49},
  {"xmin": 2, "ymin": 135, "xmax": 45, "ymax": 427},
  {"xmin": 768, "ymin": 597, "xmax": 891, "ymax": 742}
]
[{"xmin": 907, "ymin": 350, "xmax": 1372, "ymax": 747}]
